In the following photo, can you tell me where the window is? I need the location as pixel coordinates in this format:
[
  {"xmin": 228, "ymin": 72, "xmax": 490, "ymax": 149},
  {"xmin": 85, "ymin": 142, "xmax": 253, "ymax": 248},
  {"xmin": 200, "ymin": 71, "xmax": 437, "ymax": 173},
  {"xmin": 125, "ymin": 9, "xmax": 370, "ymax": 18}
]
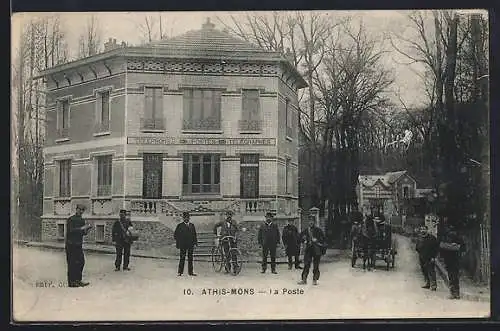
[
  {"xmin": 57, "ymin": 223, "xmax": 65, "ymax": 240},
  {"xmin": 403, "ymin": 186, "xmax": 410, "ymax": 199},
  {"xmin": 95, "ymin": 90, "xmax": 110, "ymax": 132},
  {"xmin": 285, "ymin": 99, "xmax": 292, "ymax": 138},
  {"xmin": 240, "ymin": 154, "xmax": 259, "ymax": 198},
  {"xmin": 183, "ymin": 89, "xmax": 221, "ymax": 130},
  {"xmin": 182, "ymin": 154, "xmax": 220, "ymax": 195},
  {"xmin": 240, "ymin": 90, "xmax": 261, "ymax": 131},
  {"xmin": 57, "ymin": 100, "xmax": 70, "ymax": 138},
  {"xmin": 59, "ymin": 159, "xmax": 71, "ymax": 197},
  {"xmin": 143, "ymin": 153, "xmax": 163, "ymax": 199},
  {"xmin": 95, "ymin": 224, "xmax": 105, "ymax": 242},
  {"xmin": 97, "ymin": 155, "xmax": 112, "ymax": 196},
  {"xmin": 285, "ymin": 158, "xmax": 291, "ymax": 194},
  {"xmin": 142, "ymin": 87, "xmax": 164, "ymax": 130}
]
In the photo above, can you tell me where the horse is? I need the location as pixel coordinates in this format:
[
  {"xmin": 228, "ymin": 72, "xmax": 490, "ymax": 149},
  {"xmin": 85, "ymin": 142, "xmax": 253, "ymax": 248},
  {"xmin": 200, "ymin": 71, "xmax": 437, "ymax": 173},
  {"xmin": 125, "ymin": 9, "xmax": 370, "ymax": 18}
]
[{"xmin": 360, "ymin": 216, "xmax": 378, "ymax": 270}]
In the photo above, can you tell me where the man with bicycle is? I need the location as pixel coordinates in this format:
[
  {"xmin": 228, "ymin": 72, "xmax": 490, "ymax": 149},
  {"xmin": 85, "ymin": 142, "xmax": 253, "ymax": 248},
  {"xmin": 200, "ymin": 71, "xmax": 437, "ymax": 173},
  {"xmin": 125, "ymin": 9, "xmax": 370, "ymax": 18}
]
[{"xmin": 213, "ymin": 211, "xmax": 239, "ymax": 274}]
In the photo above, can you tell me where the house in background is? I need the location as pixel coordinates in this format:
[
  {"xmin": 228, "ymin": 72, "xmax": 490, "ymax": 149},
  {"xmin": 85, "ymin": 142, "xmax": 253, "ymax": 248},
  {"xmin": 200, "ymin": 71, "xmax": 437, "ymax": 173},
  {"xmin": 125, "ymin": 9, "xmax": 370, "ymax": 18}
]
[
  {"xmin": 36, "ymin": 19, "xmax": 307, "ymax": 253},
  {"xmin": 356, "ymin": 170, "xmax": 432, "ymax": 227}
]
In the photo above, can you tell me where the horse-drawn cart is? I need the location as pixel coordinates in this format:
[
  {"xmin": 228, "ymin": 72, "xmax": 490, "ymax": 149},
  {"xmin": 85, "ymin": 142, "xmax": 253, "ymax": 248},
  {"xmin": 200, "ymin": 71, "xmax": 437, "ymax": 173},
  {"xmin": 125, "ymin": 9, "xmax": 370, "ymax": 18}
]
[{"xmin": 351, "ymin": 220, "xmax": 397, "ymax": 271}]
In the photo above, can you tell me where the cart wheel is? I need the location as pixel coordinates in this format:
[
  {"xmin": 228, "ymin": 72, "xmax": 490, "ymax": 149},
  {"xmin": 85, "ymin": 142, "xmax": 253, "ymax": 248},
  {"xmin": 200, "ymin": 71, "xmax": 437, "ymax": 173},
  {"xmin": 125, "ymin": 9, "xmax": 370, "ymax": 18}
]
[
  {"xmin": 211, "ymin": 246, "xmax": 224, "ymax": 273},
  {"xmin": 229, "ymin": 248, "xmax": 243, "ymax": 276}
]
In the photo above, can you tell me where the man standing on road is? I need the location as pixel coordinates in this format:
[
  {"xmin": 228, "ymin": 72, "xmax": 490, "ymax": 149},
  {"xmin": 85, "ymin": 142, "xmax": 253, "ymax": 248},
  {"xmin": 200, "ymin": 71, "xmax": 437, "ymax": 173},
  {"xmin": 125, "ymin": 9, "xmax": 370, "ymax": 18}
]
[
  {"xmin": 416, "ymin": 225, "xmax": 439, "ymax": 291},
  {"xmin": 298, "ymin": 217, "xmax": 326, "ymax": 286},
  {"xmin": 282, "ymin": 219, "xmax": 302, "ymax": 270},
  {"xmin": 65, "ymin": 204, "xmax": 92, "ymax": 288},
  {"xmin": 112, "ymin": 209, "xmax": 133, "ymax": 271},
  {"xmin": 258, "ymin": 212, "xmax": 280, "ymax": 274},
  {"xmin": 440, "ymin": 223, "xmax": 465, "ymax": 299},
  {"xmin": 174, "ymin": 211, "xmax": 198, "ymax": 277},
  {"xmin": 213, "ymin": 211, "xmax": 239, "ymax": 274}
]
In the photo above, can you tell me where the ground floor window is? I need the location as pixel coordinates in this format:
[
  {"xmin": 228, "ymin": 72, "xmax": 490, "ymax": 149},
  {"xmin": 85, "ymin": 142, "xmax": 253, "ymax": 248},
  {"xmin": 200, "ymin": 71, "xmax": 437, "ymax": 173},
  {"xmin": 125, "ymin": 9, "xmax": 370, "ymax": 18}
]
[
  {"xmin": 97, "ymin": 155, "xmax": 112, "ymax": 196},
  {"xmin": 59, "ymin": 159, "xmax": 71, "ymax": 197},
  {"xmin": 182, "ymin": 154, "xmax": 220, "ymax": 195},
  {"xmin": 240, "ymin": 154, "xmax": 259, "ymax": 198},
  {"xmin": 95, "ymin": 224, "xmax": 105, "ymax": 242},
  {"xmin": 57, "ymin": 223, "xmax": 65, "ymax": 240},
  {"xmin": 143, "ymin": 153, "xmax": 163, "ymax": 199}
]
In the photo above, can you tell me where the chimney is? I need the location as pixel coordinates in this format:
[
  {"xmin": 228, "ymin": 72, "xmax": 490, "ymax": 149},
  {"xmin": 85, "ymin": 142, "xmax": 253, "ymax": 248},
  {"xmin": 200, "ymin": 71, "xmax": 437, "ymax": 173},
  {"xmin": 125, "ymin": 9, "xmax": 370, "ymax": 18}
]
[
  {"xmin": 104, "ymin": 38, "xmax": 119, "ymax": 51},
  {"xmin": 202, "ymin": 17, "xmax": 215, "ymax": 30}
]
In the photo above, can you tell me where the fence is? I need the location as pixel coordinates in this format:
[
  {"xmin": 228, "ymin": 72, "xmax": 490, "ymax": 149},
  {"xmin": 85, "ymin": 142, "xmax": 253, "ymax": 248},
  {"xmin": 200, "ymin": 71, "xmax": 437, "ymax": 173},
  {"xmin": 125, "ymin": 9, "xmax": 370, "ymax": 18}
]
[{"xmin": 480, "ymin": 223, "xmax": 490, "ymax": 283}]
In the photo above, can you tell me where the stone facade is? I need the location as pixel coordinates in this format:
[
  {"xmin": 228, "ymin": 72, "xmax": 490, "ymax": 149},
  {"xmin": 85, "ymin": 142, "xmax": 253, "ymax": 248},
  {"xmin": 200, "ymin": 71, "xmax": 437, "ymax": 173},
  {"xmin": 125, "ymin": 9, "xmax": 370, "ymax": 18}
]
[{"xmin": 38, "ymin": 19, "xmax": 306, "ymax": 253}]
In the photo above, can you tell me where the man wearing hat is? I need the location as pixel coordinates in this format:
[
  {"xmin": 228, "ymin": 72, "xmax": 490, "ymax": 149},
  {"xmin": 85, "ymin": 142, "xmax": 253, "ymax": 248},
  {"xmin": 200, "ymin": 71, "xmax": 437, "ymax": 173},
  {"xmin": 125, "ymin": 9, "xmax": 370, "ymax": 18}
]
[
  {"xmin": 112, "ymin": 209, "xmax": 134, "ymax": 271},
  {"xmin": 174, "ymin": 211, "xmax": 198, "ymax": 276},
  {"xmin": 282, "ymin": 218, "xmax": 302, "ymax": 270},
  {"xmin": 258, "ymin": 212, "xmax": 281, "ymax": 274},
  {"xmin": 65, "ymin": 204, "xmax": 92, "ymax": 287},
  {"xmin": 298, "ymin": 216, "xmax": 326, "ymax": 285},
  {"xmin": 213, "ymin": 211, "xmax": 239, "ymax": 273}
]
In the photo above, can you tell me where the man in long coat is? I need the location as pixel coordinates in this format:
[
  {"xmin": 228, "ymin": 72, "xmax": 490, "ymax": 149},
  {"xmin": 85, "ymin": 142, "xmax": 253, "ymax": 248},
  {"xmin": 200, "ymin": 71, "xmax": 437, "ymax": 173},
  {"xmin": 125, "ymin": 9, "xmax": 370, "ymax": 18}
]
[
  {"xmin": 258, "ymin": 212, "xmax": 281, "ymax": 274},
  {"xmin": 282, "ymin": 219, "xmax": 302, "ymax": 270},
  {"xmin": 65, "ymin": 204, "xmax": 92, "ymax": 287},
  {"xmin": 174, "ymin": 211, "xmax": 198, "ymax": 276}
]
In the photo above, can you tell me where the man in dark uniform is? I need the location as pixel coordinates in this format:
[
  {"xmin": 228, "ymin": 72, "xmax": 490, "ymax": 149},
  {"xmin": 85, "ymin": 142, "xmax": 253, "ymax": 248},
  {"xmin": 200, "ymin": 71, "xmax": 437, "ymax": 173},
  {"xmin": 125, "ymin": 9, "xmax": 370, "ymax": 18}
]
[
  {"xmin": 440, "ymin": 224, "xmax": 465, "ymax": 299},
  {"xmin": 213, "ymin": 211, "xmax": 239, "ymax": 273},
  {"xmin": 65, "ymin": 204, "xmax": 92, "ymax": 287},
  {"xmin": 258, "ymin": 212, "xmax": 281, "ymax": 274},
  {"xmin": 298, "ymin": 216, "xmax": 326, "ymax": 285},
  {"xmin": 174, "ymin": 211, "xmax": 198, "ymax": 276},
  {"xmin": 112, "ymin": 209, "xmax": 133, "ymax": 271},
  {"xmin": 282, "ymin": 219, "xmax": 302, "ymax": 270},
  {"xmin": 416, "ymin": 225, "xmax": 439, "ymax": 291}
]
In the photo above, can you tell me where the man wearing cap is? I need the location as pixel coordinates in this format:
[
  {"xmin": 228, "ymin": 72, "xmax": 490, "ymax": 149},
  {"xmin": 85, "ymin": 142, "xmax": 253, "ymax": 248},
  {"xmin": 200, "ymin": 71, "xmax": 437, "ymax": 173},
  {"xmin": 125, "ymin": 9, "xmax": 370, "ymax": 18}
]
[
  {"xmin": 258, "ymin": 212, "xmax": 281, "ymax": 274},
  {"xmin": 65, "ymin": 204, "xmax": 92, "ymax": 287},
  {"xmin": 440, "ymin": 222, "xmax": 465, "ymax": 299},
  {"xmin": 213, "ymin": 211, "xmax": 239, "ymax": 273},
  {"xmin": 174, "ymin": 212, "xmax": 198, "ymax": 276},
  {"xmin": 112, "ymin": 209, "xmax": 134, "ymax": 271},
  {"xmin": 297, "ymin": 216, "xmax": 326, "ymax": 285},
  {"xmin": 416, "ymin": 225, "xmax": 439, "ymax": 291}
]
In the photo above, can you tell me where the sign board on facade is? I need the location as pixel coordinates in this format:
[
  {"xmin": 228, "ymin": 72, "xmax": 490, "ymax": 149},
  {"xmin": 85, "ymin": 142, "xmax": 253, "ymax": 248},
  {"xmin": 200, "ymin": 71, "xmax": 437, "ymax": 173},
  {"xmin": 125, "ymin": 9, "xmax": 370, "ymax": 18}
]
[{"xmin": 127, "ymin": 137, "xmax": 277, "ymax": 146}]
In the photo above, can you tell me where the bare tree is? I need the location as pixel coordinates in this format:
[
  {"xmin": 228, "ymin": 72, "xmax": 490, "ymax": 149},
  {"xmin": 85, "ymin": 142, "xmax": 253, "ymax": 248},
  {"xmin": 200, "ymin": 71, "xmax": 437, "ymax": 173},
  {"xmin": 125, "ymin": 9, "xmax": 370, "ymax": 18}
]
[
  {"xmin": 78, "ymin": 14, "xmax": 102, "ymax": 58},
  {"xmin": 12, "ymin": 15, "xmax": 69, "ymax": 241},
  {"xmin": 137, "ymin": 14, "xmax": 175, "ymax": 44}
]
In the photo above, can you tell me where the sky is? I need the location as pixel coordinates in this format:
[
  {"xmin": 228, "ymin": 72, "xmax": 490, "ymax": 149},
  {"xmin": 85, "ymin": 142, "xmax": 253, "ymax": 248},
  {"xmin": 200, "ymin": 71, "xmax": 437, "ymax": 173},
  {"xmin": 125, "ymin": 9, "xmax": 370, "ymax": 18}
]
[{"xmin": 10, "ymin": 10, "xmax": 487, "ymax": 108}]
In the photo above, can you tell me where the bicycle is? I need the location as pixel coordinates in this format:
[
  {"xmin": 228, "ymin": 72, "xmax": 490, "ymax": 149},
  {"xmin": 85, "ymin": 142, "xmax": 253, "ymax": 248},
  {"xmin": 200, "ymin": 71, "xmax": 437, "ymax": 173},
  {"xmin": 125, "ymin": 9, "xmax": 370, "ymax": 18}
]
[{"xmin": 211, "ymin": 235, "xmax": 243, "ymax": 276}]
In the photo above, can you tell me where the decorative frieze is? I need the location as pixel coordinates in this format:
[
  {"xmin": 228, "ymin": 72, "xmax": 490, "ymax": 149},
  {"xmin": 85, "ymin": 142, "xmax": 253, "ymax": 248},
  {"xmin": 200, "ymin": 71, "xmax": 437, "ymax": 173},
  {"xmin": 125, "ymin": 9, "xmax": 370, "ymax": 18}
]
[{"xmin": 127, "ymin": 59, "xmax": 279, "ymax": 77}]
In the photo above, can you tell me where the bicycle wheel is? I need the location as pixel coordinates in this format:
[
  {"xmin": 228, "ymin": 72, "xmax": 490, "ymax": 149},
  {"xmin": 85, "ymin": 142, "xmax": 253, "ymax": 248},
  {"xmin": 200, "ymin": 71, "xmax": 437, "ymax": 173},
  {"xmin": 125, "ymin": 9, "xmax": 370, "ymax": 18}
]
[
  {"xmin": 229, "ymin": 248, "xmax": 243, "ymax": 276},
  {"xmin": 211, "ymin": 246, "xmax": 224, "ymax": 273}
]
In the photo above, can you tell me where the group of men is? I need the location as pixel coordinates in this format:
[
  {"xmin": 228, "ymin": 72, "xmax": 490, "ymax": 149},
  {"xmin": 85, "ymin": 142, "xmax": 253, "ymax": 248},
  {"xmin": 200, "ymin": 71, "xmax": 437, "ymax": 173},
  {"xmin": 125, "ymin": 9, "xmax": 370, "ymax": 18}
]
[
  {"xmin": 64, "ymin": 206, "xmax": 135, "ymax": 287},
  {"xmin": 172, "ymin": 210, "xmax": 327, "ymax": 285},
  {"xmin": 415, "ymin": 223, "xmax": 465, "ymax": 300},
  {"xmin": 66, "ymin": 205, "xmax": 327, "ymax": 286}
]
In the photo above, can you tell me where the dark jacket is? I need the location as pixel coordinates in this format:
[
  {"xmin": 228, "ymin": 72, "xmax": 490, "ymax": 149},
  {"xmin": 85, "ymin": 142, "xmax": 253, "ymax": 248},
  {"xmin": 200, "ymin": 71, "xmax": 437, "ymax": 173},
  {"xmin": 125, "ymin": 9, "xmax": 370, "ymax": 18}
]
[
  {"xmin": 258, "ymin": 221, "xmax": 280, "ymax": 247},
  {"xmin": 416, "ymin": 233, "xmax": 439, "ymax": 261},
  {"xmin": 350, "ymin": 224, "xmax": 362, "ymax": 241},
  {"xmin": 213, "ymin": 220, "xmax": 239, "ymax": 238},
  {"xmin": 439, "ymin": 230, "xmax": 465, "ymax": 262},
  {"xmin": 112, "ymin": 219, "xmax": 133, "ymax": 244},
  {"xmin": 174, "ymin": 221, "xmax": 198, "ymax": 249},
  {"xmin": 300, "ymin": 226, "xmax": 326, "ymax": 256},
  {"xmin": 66, "ymin": 214, "xmax": 86, "ymax": 245},
  {"xmin": 282, "ymin": 224, "xmax": 300, "ymax": 246}
]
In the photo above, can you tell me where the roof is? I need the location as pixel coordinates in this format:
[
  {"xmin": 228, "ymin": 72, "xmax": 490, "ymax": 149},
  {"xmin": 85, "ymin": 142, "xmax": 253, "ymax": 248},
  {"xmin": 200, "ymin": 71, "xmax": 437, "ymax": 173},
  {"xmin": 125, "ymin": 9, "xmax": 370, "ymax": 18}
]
[
  {"xmin": 358, "ymin": 170, "xmax": 409, "ymax": 188},
  {"xmin": 148, "ymin": 19, "xmax": 272, "ymax": 57},
  {"xmin": 35, "ymin": 18, "xmax": 307, "ymax": 89}
]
